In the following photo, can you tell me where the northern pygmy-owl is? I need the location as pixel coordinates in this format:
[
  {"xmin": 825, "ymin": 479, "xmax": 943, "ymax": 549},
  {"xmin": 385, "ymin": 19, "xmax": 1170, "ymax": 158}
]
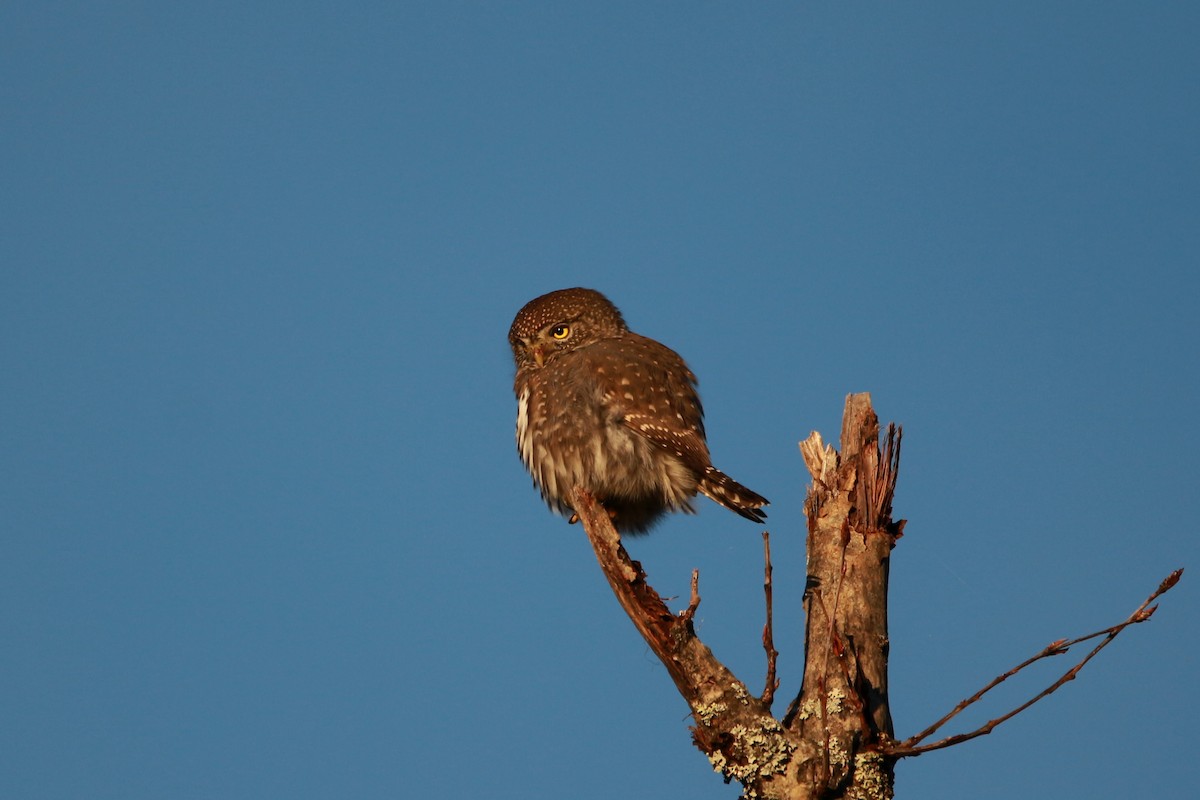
[{"xmin": 509, "ymin": 287, "xmax": 768, "ymax": 534}]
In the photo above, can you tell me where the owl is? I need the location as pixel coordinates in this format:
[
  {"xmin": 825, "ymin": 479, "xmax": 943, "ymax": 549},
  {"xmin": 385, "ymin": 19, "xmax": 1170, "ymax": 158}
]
[{"xmin": 509, "ymin": 287, "xmax": 768, "ymax": 535}]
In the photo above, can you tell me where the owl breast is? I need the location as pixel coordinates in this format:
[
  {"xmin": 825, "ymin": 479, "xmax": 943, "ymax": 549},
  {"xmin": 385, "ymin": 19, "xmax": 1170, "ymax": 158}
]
[{"xmin": 515, "ymin": 352, "xmax": 699, "ymax": 533}]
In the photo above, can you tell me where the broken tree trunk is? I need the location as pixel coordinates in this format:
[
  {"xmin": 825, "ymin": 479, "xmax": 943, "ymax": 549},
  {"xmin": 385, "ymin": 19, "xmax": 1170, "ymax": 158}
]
[{"xmin": 786, "ymin": 393, "xmax": 902, "ymax": 796}]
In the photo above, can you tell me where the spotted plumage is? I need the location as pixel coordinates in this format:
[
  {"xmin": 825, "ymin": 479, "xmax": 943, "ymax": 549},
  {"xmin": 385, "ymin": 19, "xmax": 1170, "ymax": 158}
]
[{"xmin": 509, "ymin": 287, "xmax": 768, "ymax": 534}]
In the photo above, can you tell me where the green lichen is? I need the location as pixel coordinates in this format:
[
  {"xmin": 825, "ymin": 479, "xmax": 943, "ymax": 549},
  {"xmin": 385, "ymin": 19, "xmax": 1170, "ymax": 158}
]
[
  {"xmin": 792, "ymin": 697, "xmax": 816, "ymax": 722},
  {"xmin": 705, "ymin": 715, "xmax": 795, "ymax": 798},
  {"xmin": 693, "ymin": 701, "xmax": 728, "ymax": 724},
  {"xmin": 791, "ymin": 687, "xmax": 847, "ymax": 722},
  {"xmin": 848, "ymin": 751, "xmax": 892, "ymax": 800},
  {"xmin": 826, "ymin": 733, "xmax": 849, "ymax": 772}
]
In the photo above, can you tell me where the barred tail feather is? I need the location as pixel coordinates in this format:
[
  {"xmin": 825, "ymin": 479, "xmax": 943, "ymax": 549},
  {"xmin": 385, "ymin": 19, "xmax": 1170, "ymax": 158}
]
[{"xmin": 698, "ymin": 466, "xmax": 768, "ymax": 524}]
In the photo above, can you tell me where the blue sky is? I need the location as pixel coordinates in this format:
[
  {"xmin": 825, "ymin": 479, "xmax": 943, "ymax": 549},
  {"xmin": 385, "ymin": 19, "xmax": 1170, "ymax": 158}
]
[{"xmin": 2, "ymin": 3, "xmax": 1196, "ymax": 798}]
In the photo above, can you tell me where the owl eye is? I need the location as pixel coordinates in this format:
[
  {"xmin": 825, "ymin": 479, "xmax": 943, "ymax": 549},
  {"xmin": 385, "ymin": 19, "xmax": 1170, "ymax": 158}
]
[{"xmin": 550, "ymin": 324, "xmax": 571, "ymax": 340}]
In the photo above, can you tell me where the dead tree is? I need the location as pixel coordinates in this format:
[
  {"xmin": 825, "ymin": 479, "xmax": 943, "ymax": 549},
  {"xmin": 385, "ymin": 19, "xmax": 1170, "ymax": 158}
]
[{"xmin": 571, "ymin": 392, "xmax": 1180, "ymax": 800}]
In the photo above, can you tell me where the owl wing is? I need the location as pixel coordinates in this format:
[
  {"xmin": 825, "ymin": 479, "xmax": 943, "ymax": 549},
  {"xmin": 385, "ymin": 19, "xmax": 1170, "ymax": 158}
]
[{"xmin": 591, "ymin": 335, "xmax": 712, "ymax": 472}]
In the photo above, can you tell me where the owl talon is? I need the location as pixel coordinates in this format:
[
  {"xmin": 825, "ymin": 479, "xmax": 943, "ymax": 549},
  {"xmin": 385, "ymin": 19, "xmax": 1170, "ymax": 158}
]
[{"xmin": 568, "ymin": 508, "xmax": 617, "ymax": 526}]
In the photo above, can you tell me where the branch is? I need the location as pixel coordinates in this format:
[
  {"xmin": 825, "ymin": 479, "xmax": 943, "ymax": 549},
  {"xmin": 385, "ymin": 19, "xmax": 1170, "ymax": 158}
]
[
  {"xmin": 680, "ymin": 568, "xmax": 701, "ymax": 625},
  {"xmin": 571, "ymin": 488, "xmax": 813, "ymax": 795},
  {"xmin": 761, "ymin": 531, "xmax": 779, "ymax": 708},
  {"xmin": 887, "ymin": 568, "xmax": 1184, "ymax": 757}
]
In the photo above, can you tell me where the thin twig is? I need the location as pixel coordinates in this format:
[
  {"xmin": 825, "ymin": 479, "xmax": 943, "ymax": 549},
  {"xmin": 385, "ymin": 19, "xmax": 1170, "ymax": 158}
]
[
  {"xmin": 760, "ymin": 531, "xmax": 779, "ymax": 706},
  {"xmin": 679, "ymin": 569, "xmax": 701, "ymax": 624},
  {"xmin": 888, "ymin": 568, "xmax": 1183, "ymax": 757}
]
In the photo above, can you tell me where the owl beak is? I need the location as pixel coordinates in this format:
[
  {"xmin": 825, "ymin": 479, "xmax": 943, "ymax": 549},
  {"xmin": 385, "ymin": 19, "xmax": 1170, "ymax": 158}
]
[{"xmin": 532, "ymin": 345, "xmax": 546, "ymax": 368}]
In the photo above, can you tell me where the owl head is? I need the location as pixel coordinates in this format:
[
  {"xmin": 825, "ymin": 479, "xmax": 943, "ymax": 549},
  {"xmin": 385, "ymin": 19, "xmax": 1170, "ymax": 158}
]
[{"xmin": 509, "ymin": 287, "xmax": 628, "ymax": 370}]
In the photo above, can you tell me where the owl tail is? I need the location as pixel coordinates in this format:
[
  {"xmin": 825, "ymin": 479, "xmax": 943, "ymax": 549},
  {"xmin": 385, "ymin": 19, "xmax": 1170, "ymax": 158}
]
[{"xmin": 698, "ymin": 466, "xmax": 769, "ymax": 524}]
